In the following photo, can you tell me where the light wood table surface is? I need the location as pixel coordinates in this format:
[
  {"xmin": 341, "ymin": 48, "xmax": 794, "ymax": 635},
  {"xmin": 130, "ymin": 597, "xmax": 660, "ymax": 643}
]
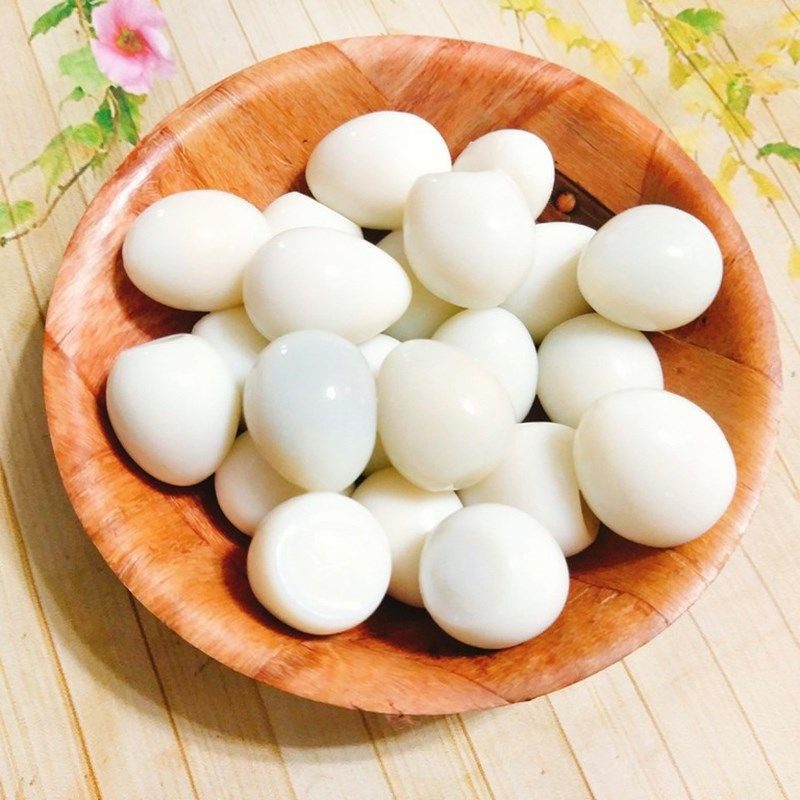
[{"xmin": 1, "ymin": 1, "xmax": 799, "ymax": 798}]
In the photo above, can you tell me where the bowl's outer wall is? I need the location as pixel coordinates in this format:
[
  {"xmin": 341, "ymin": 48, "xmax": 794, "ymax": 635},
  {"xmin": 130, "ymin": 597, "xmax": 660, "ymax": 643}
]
[{"xmin": 43, "ymin": 36, "xmax": 781, "ymax": 714}]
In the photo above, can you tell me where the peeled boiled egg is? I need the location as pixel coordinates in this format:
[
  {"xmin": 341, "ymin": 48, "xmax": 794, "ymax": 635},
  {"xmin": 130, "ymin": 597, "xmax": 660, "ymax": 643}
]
[
  {"xmin": 502, "ymin": 222, "xmax": 595, "ymax": 342},
  {"xmin": 192, "ymin": 306, "xmax": 268, "ymax": 391},
  {"xmin": 247, "ymin": 493, "xmax": 391, "ymax": 634},
  {"xmin": 243, "ymin": 227, "xmax": 411, "ymax": 343},
  {"xmin": 433, "ymin": 308, "xmax": 537, "ymax": 422},
  {"xmin": 262, "ymin": 191, "xmax": 362, "ymax": 238},
  {"xmin": 353, "ymin": 468, "xmax": 461, "ymax": 607},
  {"xmin": 122, "ymin": 190, "xmax": 271, "ymax": 311},
  {"xmin": 419, "ymin": 504, "xmax": 569, "ymax": 649},
  {"xmin": 578, "ymin": 204, "xmax": 723, "ymax": 331},
  {"xmin": 454, "ymin": 129, "xmax": 555, "ymax": 218},
  {"xmin": 460, "ymin": 423, "xmax": 599, "ymax": 556},
  {"xmin": 306, "ymin": 111, "xmax": 452, "ymax": 229},
  {"xmin": 215, "ymin": 432, "xmax": 302, "ymax": 535},
  {"xmin": 573, "ymin": 388, "xmax": 737, "ymax": 547},
  {"xmin": 106, "ymin": 334, "xmax": 239, "ymax": 485},
  {"xmin": 377, "ymin": 339, "xmax": 515, "ymax": 492},
  {"xmin": 358, "ymin": 334, "xmax": 400, "ymax": 476},
  {"xmin": 404, "ymin": 170, "xmax": 535, "ymax": 308},
  {"xmin": 379, "ymin": 231, "xmax": 459, "ymax": 341},
  {"xmin": 244, "ymin": 330, "xmax": 376, "ymax": 491},
  {"xmin": 537, "ymin": 313, "xmax": 663, "ymax": 427}
]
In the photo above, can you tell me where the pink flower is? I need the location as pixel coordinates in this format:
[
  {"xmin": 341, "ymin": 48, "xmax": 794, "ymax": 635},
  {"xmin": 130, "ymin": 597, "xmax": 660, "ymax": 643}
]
[{"xmin": 91, "ymin": 0, "xmax": 175, "ymax": 95}]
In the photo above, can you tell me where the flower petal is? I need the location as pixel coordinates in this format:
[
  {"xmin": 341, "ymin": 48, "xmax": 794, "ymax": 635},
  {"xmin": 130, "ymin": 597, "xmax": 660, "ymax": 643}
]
[
  {"xmin": 91, "ymin": 2, "xmax": 119, "ymax": 43},
  {"xmin": 91, "ymin": 39, "xmax": 153, "ymax": 94}
]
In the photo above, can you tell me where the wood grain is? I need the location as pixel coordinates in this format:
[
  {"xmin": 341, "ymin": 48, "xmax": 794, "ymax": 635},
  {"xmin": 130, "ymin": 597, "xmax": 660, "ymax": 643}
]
[{"xmin": 41, "ymin": 36, "xmax": 781, "ymax": 716}]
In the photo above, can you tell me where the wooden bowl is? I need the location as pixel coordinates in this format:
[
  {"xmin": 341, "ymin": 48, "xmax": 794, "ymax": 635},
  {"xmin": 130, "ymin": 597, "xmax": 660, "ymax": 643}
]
[{"xmin": 43, "ymin": 36, "xmax": 781, "ymax": 715}]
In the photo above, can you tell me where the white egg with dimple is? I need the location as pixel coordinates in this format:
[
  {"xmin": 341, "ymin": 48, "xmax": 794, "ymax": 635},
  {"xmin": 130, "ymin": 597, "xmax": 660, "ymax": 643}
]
[
  {"xmin": 459, "ymin": 423, "xmax": 599, "ymax": 557},
  {"xmin": 573, "ymin": 388, "xmax": 737, "ymax": 548},
  {"xmin": 192, "ymin": 306, "xmax": 268, "ymax": 391},
  {"xmin": 243, "ymin": 227, "xmax": 411, "ymax": 343},
  {"xmin": 404, "ymin": 170, "xmax": 535, "ymax": 309},
  {"xmin": 502, "ymin": 222, "xmax": 595, "ymax": 342},
  {"xmin": 358, "ymin": 334, "xmax": 400, "ymax": 476},
  {"xmin": 244, "ymin": 330, "xmax": 376, "ymax": 491},
  {"xmin": 379, "ymin": 231, "xmax": 460, "ymax": 341},
  {"xmin": 378, "ymin": 339, "xmax": 515, "ymax": 492},
  {"xmin": 122, "ymin": 190, "xmax": 271, "ymax": 311},
  {"xmin": 454, "ymin": 129, "xmax": 555, "ymax": 218},
  {"xmin": 419, "ymin": 504, "xmax": 569, "ymax": 649},
  {"xmin": 262, "ymin": 191, "xmax": 363, "ymax": 238},
  {"xmin": 106, "ymin": 333, "xmax": 240, "ymax": 486},
  {"xmin": 306, "ymin": 111, "xmax": 452, "ymax": 229},
  {"xmin": 247, "ymin": 493, "xmax": 391, "ymax": 635},
  {"xmin": 578, "ymin": 204, "xmax": 723, "ymax": 331},
  {"xmin": 353, "ymin": 468, "xmax": 462, "ymax": 607},
  {"xmin": 537, "ymin": 313, "xmax": 663, "ymax": 427},
  {"xmin": 433, "ymin": 308, "xmax": 537, "ymax": 422}
]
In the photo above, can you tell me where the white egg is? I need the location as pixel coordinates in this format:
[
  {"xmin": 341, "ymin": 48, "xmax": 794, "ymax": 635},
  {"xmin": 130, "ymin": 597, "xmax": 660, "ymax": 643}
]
[
  {"xmin": 573, "ymin": 388, "xmax": 737, "ymax": 547},
  {"xmin": 244, "ymin": 330, "xmax": 376, "ymax": 491},
  {"xmin": 459, "ymin": 423, "xmax": 598, "ymax": 556},
  {"xmin": 578, "ymin": 204, "xmax": 723, "ymax": 331},
  {"xmin": 215, "ymin": 432, "xmax": 303, "ymax": 535},
  {"xmin": 379, "ymin": 231, "xmax": 460, "ymax": 341},
  {"xmin": 306, "ymin": 111, "xmax": 452, "ymax": 229},
  {"xmin": 353, "ymin": 468, "xmax": 462, "ymax": 607},
  {"xmin": 358, "ymin": 334, "xmax": 400, "ymax": 476},
  {"xmin": 262, "ymin": 191, "xmax": 362, "ymax": 238},
  {"xmin": 122, "ymin": 190, "xmax": 271, "ymax": 311},
  {"xmin": 433, "ymin": 308, "xmax": 538, "ymax": 422},
  {"xmin": 106, "ymin": 334, "xmax": 239, "ymax": 486},
  {"xmin": 192, "ymin": 306, "xmax": 268, "ymax": 391},
  {"xmin": 243, "ymin": 227, "xmax": 411, "ymax": 343},
  {"xmin": 537, "ymin": 313, "xmax": 663, "ymax": 427},
  {"xmin": 502, "ymin": 222, "xmax": 595, "ymax": 342},
  {"xmin": 404, "ymin": 170, "xmax": 535, "ymax": 308},
  {"xmin": 247, "ymin": 493, "xmax": 391, "ymax": 634},
  {"xmin": 419, "ymin": 504, "xmax": 569, "ymax": 649},
  {"xmin": 378, "ymin": 339, "xmax": 515, "ymax": 492},
  {"xmin": 454, "ymin": 129, "xmax": 555, "ymax": 218}
]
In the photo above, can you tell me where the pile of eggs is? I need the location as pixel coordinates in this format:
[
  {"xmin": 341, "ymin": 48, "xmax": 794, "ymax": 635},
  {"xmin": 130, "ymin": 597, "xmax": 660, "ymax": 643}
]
[{"xmin": 109, "ymin": 110, "xmax": 737, "ymax": 650}]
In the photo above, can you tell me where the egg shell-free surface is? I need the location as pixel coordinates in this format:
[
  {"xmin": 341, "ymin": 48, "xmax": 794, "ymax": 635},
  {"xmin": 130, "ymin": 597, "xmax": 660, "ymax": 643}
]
[
  {"xmin": 244, "ymin": 330, "xmax": 377, "ymax": 491},
  {"xmin": 404, "ymin": 170, "xmax": 536, "ymax": 309},
  {"xmin": 578, "ymin": 204, "xmax": 723, "ymax": 331},
  {"xmin": 106, "ymin": 334, "xmax": 240, "ymax": 486},
  {"xmin": 377, "ymin": 339, "xmax": 515, "ymax": 491},
  {"xmin": 353, "ymin": 468, "xmax": 462, "ymax": 607},
  {"xmin": 122, "ymin": 190, "xmax": 271, "ymax": 311},
  {"xmin": 419, "ymin": 503, "xmax": 569, "ymax": 649},
  {"xmin": 537, "ymin": 313, "xmax": 664, "ymax": 427},
  {"xmin": 433, "ymin": 308, "xmax": 538, "ymax": 421},
  {"xmin": 574, "ymin": 388, "xmax": 737, "ymax": 547},
  {"xmin": 306, "ymin": 110, "xmax": 452, "ymax": 229},
  {"xmin": 262, "ymin": 191, "xmax": 363, "ymax": 238},
  {"xmin": 192, "ymin": 306, "xmax": 268, "ymax": 392},
  {"xmin": 247, "ymin": 493, "xmax": 391, "ymax": 634},
  {"xmin": 502, "ymin": 222, "xmax": 595, "ymax": 342},
  {"xmin": 243, "ymin": 227, "xmax": 411, "ymax": 343},
  {"xmin": 379, "ymin": 230, "xmax": 460, "ymax": 341},
  {"xmin": 460, "ymin": 423, "xmax": 599, "ymax": 556},
  {"xmin": 454, "ymin": 129, "xmax": 555, "ymax": 218}
]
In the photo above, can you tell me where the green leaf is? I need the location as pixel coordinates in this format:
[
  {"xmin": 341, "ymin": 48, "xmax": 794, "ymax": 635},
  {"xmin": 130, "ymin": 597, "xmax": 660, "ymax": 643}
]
[
  {"xmin": 37, "ymin": 133, "xmax": 71, "ymax": 196},
  {"xmin": 66, "ymin": 122, "xmax": 103, "ymax": 149},
  {"xmin": 747, "ymin": 167, "xmax": 784, "ymax": 200},
  {"xmin": 668, "ymin": 48, "xmax": 692, "ymax": 89},
  {"xmin": 675, "ymin": 8, "xmax": 724, "ymax": 36},
  {"xmin": 59, "ymin": 46, "xmax": 109, "ymax": 96},
  {"xmin": 725, "ymin": 76, "xmax": 752, "ymax": 116},
  {"xmin": 112, "ymin": 87, "xmax": 143, "ymax": 145},
  {"xmin": 30, "ymin": 0, "xmax": 75, "ymax": 40},
  {"xmin": 789, "ymin": 39, "xmax": 800, "ymax": 65},
  {"xmin": 93, "ymin": 98, "xmax": 114, "ymax": 136},
  {"xmin": 60, "ymin": 86, "xmax": 85, "ymax": 108},
  {"xmin": 0, "ymin": 201, "xmax": 36, "ymax": 236},
  {"xmin": 758, "ymin": 141, "xmax": 800, "ymax": 163}
]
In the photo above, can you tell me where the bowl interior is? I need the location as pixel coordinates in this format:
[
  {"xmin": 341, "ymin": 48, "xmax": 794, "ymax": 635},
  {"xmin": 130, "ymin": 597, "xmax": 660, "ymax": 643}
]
[{"xmin": 44, "ymin": 36, "xmax": 781, "ymax": 714}]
